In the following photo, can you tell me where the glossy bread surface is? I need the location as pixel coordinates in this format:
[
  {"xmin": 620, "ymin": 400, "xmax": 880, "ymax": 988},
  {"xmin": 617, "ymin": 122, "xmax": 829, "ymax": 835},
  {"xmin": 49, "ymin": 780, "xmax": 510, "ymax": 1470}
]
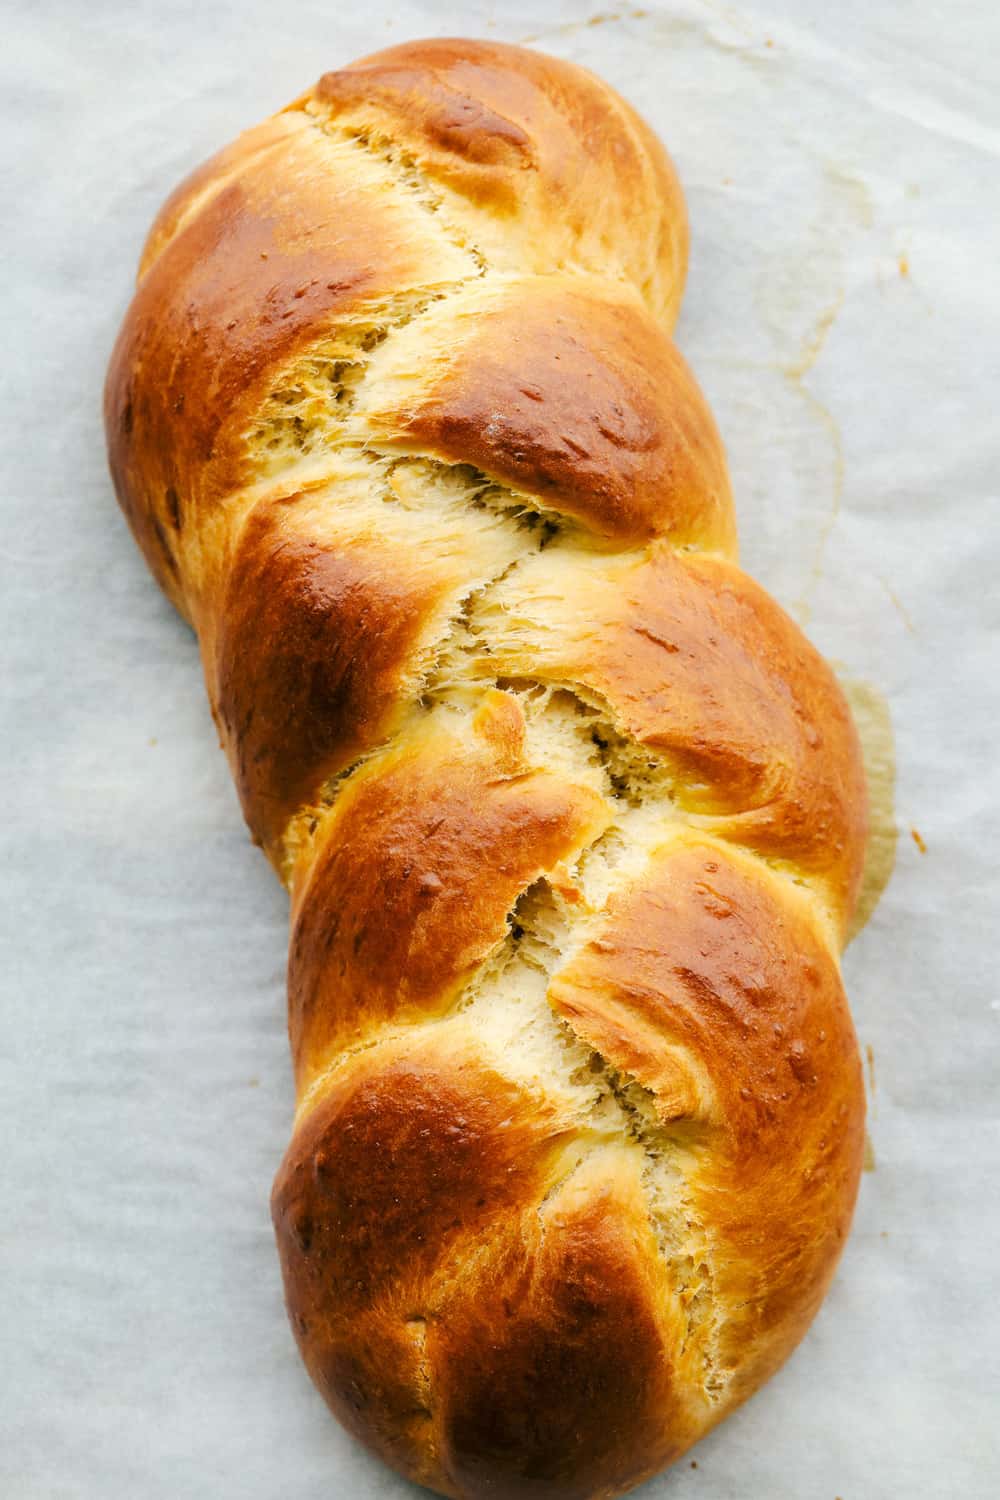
[{"xmin": 106, "ymin": 37, "xmax": 868, "ymax": 1500}]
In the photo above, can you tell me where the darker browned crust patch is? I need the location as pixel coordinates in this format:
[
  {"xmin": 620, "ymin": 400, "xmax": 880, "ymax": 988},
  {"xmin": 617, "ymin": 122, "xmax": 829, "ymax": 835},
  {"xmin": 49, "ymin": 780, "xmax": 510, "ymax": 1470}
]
[
  {"xmin": 430, "ymin": 1163, "xmax": 688, "ymax": 1500},
  {"xmin": 364, "ymin": 281, "xmax": 735, "ymax": 549},
  {"xmin": 275, "ymin": 1059, "xmax": 690, "ymax": 1500},
  {"xmin": 272, "ymin": 1037, "xmax": 577, "ymax": 1491},
  {"xmin": 287, "ymin": 710, "xmax": 608, "ymax": 1086},
  {"xmin": 212, "ymin": 500, "xmax": 448, "ymax": 852},
  {"xmin": 273, "ymin": 1040, "xmax": 569, "ymax": 1317}
]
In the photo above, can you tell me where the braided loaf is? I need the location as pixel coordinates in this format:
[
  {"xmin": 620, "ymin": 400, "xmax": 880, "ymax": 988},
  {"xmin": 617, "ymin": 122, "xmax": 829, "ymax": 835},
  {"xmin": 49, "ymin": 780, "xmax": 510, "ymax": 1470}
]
[{"xmin": 105, "ymin": 38, "xmax": 868, "ymax": 1500}]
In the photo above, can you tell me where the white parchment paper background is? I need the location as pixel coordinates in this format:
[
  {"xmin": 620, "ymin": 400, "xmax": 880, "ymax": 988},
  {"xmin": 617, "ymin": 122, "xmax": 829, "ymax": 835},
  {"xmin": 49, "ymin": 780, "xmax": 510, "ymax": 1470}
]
[{"xmin": 3, "ymin": 2, "xmax": 998, "ymax": 1496}]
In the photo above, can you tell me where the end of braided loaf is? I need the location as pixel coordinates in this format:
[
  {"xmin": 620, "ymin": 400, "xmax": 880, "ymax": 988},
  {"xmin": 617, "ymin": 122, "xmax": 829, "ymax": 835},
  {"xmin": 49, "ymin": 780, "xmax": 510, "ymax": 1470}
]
[{"xmin": 105, "ymin": 38, "xmax": 868, "ymax": 1500}]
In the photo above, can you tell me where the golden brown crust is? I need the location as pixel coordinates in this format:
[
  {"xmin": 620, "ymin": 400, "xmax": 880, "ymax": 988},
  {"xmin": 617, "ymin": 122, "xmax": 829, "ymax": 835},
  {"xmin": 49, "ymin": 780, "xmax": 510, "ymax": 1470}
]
[
  {"xmin": 136, "ymin": 113, "xmax": 308, "ymax": 279},
  {"xmin": 273, "ymin": 1038, "xmax": 695, "ymax": 1500},
  {"xmin": 550, "ymin": 834, "xmax": 866, "ymax": 1389},
  {"xmin": 207, "ymin": 485, "xmax": 523, "ymax": 853},
  {"xmin": 211, "ymin": 500, "xmax": 444, "ymax": 850},
  {"xmin": 287, "ymin": 704, "xmax": 609, "ymax": 1090},
  {"xmin": 106, "ymin": 35, "xmax": 870, "ymax": 1500},
  {"xmin": 104, "ymin": 114, "xmax": 473, "ymax": 610},
  {"xmin": 314, "ymin": 38, "xmax": 688, "ymax": 323},
  {"xmin": 466, "ymin": 543, "xmax": 867, "ymax": 929},
  {"xmin": 272, "ymin": 1032, "xmax": 580, "ymax": 1491},
  {"xmin": 356, "ymin": 276, "xmax": 735, "ymax": 550},
  {"xmin": 428, "ymin": 1151, "xmax": 692, "ymax": 1500}
]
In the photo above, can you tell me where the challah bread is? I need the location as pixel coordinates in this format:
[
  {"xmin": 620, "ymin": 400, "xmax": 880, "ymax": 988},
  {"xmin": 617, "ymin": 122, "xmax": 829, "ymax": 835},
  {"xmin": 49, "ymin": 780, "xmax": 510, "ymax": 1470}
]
[{"xmin": 105, "ymin": 38, "xmax": 868, "ymax": 1499}]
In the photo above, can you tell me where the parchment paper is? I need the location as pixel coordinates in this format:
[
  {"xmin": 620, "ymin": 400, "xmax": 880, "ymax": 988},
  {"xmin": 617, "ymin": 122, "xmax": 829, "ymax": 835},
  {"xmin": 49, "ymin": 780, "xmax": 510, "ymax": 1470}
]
[{"xmin": 3, "ymin": 2, "xmax": 998, "ymax": 1496}]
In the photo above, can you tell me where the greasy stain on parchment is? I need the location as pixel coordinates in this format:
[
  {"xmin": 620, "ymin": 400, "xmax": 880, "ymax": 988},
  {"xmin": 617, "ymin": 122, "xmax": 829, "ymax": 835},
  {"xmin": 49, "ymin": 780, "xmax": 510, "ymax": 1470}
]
[
  {"xmin": 862, "ymin": 1043, "xmax": 877, "ymax": 1171},
  {"xmin": 838, "ymin": 676, "xmax": 898, "ymax": 941}
]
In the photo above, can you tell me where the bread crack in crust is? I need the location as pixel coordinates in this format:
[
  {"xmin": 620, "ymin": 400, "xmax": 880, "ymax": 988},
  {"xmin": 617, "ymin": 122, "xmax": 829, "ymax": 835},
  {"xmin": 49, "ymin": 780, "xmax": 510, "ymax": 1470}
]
[{"xmin": 105, "ymin": 38, "xmax": 868, "ymax": 1500}]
